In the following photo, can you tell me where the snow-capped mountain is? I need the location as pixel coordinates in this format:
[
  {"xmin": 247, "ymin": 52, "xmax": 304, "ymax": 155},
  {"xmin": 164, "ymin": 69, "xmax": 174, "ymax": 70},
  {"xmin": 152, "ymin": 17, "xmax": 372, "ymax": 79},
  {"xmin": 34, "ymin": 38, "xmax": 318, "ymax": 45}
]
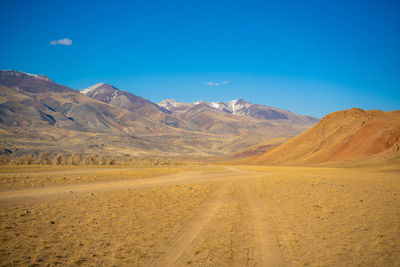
[
  {"xmin": 80, "ymin": 83, "xmax": 120, "ymax": 103},
  {"xmin": 158, "ymin": 99, "xmax": 193, "ymax": 110},
  {"xmin": 159, "ymin": 98, "xmax": 252, "ymax": 115},
  {"xmin": 80, "ymin": 83, "xmax": 169, "ymax": 117},
  {"xmin": 158, "ymin": 98, "xmax": 319, "ymax": 124}
]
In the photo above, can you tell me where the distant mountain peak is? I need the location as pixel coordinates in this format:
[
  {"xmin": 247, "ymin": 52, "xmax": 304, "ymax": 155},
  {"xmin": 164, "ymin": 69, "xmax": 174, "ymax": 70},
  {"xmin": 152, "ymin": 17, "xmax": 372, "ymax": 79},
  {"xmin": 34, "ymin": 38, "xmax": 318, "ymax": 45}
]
[
  {"xmin": 158, "ymin": 98, "xmax": 319, "ymax": 123},
  {"xmin": 159, "ymin": 98, "xmax": 253, "ymax": 115},
  {"xmin": 80, "ymin": 82, "xmax": 169, "ymax": 116},
  {"xmin": 229, "ymin": 98, "xmax": 247, "ymax": 104},
  {"xmin": 159, "ymin": 99, "xmax": 191, "ymax": 110},
  {"xmin": 0, "ymin": 70, "xmax": 74, "ymax": 93},
  {"xmin": 80, "ymin": 83, "xmax": 103, "ymax": 94},
  {"xmin": 80, "ymin": 83, "xmax": 120, "ymax": 102},
  {"xmin": 159, "ymin": 99, "xmax": 178, "ymax": 106},
  {"xmin": 226, "ymin": 99, "xmax": 251, "ymax": 114},
  {"xmin": 0, "ymin": 70, "xmax": 52, "ymax": 82},
  {"xmin": 80, "ymin": 83, "xmax": 118, "ymax": 94}
]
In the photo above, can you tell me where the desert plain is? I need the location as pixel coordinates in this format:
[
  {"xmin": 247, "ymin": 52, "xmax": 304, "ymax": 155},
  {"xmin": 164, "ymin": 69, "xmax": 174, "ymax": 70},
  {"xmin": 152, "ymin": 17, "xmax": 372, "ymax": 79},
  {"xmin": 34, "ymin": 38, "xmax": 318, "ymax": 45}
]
[{"xmin": 1, "ymin": 163, "xmax": 399, "ymax": 266}]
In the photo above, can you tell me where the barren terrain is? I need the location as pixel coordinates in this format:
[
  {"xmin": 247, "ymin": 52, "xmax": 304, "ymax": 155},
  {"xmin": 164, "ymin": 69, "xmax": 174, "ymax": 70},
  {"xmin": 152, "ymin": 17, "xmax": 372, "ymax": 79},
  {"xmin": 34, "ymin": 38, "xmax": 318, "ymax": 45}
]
[{"xmin": 1, "ymin": 165, "xmax": 399, "ymax": 266}]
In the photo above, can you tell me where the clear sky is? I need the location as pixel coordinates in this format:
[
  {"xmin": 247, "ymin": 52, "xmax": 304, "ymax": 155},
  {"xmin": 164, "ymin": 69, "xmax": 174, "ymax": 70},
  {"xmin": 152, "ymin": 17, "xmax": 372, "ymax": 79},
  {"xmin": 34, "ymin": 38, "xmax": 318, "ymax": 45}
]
[{"xmin": 1, "ymin": 0, "xmax": 399, "ymax": 117}]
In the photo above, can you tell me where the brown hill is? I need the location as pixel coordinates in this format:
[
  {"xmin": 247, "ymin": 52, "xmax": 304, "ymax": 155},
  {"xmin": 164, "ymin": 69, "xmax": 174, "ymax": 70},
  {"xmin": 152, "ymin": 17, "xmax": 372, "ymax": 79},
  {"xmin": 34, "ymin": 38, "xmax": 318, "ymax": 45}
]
[{"xmin": 237, "ymin": 108, "xmax": 400, "ymax": 165}]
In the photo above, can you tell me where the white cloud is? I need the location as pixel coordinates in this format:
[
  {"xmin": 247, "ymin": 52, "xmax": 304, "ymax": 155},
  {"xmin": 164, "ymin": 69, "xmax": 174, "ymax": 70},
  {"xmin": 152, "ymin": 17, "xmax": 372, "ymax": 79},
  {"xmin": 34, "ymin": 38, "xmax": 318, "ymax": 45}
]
[
  {"xmin": 205, "ymin": 81, "xmax": 228, "ymax": 86},
  {"xmin": 50, "ymin": 38, "xmax": 72, "ymax": 46}
]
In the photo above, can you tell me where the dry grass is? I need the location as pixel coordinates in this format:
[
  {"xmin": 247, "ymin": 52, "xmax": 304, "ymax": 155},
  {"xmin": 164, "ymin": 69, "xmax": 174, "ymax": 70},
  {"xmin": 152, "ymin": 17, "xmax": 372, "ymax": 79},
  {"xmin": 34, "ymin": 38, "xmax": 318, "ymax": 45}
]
[
  {"xmin": 1, "ymin": 165, "xmax": 399, "ymax": 266},
  {"xmin": 0, "ymin": 165, "xmax": 185, "ymax": 190},
  {"xmin": 241, "ymin": 165, "xmax": 400, "ymax": 266},
  {"xmin": 0, "ymin": 182, "xmax": 213, "ymax": 266}
]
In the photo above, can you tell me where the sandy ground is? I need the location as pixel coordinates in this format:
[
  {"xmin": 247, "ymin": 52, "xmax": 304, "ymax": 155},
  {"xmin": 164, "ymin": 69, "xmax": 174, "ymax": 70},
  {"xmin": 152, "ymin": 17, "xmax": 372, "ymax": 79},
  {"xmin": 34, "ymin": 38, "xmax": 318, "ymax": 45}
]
[{"xmin": 0, "ymin": 165, "xmax": 399, "ymax": 266}]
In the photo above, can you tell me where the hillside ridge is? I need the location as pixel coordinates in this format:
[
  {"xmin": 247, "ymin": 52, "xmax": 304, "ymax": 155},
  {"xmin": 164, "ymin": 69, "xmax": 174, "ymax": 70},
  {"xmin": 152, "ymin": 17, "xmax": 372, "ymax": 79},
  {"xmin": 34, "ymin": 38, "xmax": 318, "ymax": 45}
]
[{"xmin": 236, "ymin": 108, "xmax": 400, "ymax": 166}]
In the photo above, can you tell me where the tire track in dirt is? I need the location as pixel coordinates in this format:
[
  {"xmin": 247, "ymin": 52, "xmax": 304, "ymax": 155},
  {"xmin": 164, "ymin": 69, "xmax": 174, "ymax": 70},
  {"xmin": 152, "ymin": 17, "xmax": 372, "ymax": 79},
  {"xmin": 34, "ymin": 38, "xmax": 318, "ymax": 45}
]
[
  {"xmin": 147, "ymin": 182, "xmax": 230, "ymax": 266},
  {"xmin": 0, "ymin": 167, "xmax": 147, "ymax": 176},
  {"xmin": 0, "ymin": 171, "xmax": 199, "ymax": 200},
  {"xmin": 242, "ymin": 182, "xmax": 286, "ymax": 266},
  {"xmin": 0, "ymin": 167, "xmax": 264, "ymax": 201}
]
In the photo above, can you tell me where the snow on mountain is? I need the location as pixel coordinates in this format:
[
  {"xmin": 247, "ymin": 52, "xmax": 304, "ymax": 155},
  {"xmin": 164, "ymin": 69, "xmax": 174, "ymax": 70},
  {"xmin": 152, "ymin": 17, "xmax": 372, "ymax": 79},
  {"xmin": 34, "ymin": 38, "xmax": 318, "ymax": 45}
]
[
  {"xmin": 159, "ymin": 98, "xmax": 252, "ymax": 114},
  {"xmin": 0, "ymin": 70, "xmax": 51, "ymax": 82},
  {"xmin": 158, "ymin": 98, "xmax": 319, "ymax": 124},
  {"xmin": 80, "ymin": 82, "xmax": 105, "ymax": 95},
  {"xmin": 159, "ymin": 99, "xmax": 194, "ymax": 110},
  {"xmin": 159, "ymin": 99, "xmax": 179, "ymax": 109},
  {"xmin": 80, "ymin": 83, "xmax": 169, "ymax": 117},
  {"xmin": 80, "ymin": 83, "xmax": 120, "ymax": 102},
  {"xmin": 226, "ymin": 99, "xmax": 252, "ymax": 114}
]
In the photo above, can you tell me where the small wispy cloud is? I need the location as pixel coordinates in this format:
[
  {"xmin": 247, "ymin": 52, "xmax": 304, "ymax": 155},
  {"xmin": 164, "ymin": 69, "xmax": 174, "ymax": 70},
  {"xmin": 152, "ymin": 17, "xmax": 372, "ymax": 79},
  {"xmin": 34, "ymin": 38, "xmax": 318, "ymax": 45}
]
[
  {"xmin": 50, "ymin": 38, "xmax": 72, "ymax": 46},
  {"xmin": 205, "ymin": 81, "xmax": 229, "ymax": 86}
]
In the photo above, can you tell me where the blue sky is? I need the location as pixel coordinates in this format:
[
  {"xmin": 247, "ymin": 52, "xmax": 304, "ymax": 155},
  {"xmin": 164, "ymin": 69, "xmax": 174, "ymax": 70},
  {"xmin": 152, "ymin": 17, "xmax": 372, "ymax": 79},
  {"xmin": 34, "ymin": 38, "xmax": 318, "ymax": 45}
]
[{"xmin": 0, "ymin": 0, "xmax": 399, "ymax": 117}]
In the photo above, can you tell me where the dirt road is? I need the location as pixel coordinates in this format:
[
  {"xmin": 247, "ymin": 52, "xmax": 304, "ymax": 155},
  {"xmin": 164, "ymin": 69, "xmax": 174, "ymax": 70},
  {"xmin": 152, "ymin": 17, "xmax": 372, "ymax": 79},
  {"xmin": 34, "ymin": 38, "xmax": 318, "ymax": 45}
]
[{"xmin": 0, "ymin": 166, "xmax": 285, "ymax": 266}]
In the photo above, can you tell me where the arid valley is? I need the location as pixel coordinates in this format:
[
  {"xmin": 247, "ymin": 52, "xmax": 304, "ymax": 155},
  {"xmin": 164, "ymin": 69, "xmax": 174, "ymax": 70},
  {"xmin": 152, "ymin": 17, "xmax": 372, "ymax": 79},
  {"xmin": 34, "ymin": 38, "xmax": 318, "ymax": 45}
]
[
  {"xmin": 1, "ymin": 1, "xmax": 400, "ymax": 266},
  {"xmin": 1, "ymin": 69, "xmax": 400, "ymax": 267}
]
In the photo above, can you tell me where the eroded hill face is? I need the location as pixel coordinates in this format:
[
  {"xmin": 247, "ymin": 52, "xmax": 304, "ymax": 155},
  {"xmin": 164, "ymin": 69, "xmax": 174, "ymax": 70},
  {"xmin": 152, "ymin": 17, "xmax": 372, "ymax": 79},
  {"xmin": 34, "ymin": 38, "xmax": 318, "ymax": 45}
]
[{"xmin": 238, "ymin": 108, "xmax": 400, "ymax": 165}]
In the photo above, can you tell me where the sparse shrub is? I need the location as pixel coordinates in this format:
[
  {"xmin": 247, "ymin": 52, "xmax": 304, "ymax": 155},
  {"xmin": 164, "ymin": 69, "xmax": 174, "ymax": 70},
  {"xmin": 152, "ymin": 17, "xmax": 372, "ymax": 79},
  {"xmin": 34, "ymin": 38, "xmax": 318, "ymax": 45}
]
[
  {"xmin": 13, "ymin": 155, "xmax": 24, "ymax": 165},
  {"xmin": 38, "ymin": 151, "xmax": 52, "ymax": 165},
  {"xmin": 100, "ymin": 155, "xmax": 107, "ymax": 165},
  {"xmin": 13, "ymin": 154, "xmax": 35, "ymax": 165},
  {"xmin": 53, "ymin": 152, "xmax": 67, "ymax": 165},
  {"xmin": 84, "ymin": 154, "xmax": 98, "ymax": 165},
  {"xmin": 23, "ymin": 153, "xmax": 35, "ymax": 165},
  {"xmin": 114, "ymin": 157, "xmax": 123, "ymax": 165},
  {"xmin": 0, "ymin": 154, "xmax": 10, "ymax": 165},
  {"xmin": 71, "ymin": 153, "xmax": 83, "ymax": 165},
  {"xmin": 109, "ymin": 157, "xmax": 116, "ymax": 165},
  {"xmin": 121, "ymin": 157, "xmax": 131, "ymax": 165}
]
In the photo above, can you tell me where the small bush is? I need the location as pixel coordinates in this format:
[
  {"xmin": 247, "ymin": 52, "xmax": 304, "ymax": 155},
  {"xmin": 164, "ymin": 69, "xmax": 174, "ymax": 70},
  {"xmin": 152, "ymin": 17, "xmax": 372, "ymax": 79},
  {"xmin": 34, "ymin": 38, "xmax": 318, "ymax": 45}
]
[
  {"xmin": 0, "ymin": 154, "xmax": 10, "ymax": 165},
  {"xmin": 23, "ymin": 154, "xmax": 35, "ymax": 165},
  {"xmin": 84, "ymin": 154, "xmax": 98, "ymax": 165},
  {"xmin": 38, "ymin": 151, "xmax": 52, "ymax": 165},
  {"xmin": 71, "ymin": 153, "xmax": 83, "ymax": 165},
  {"xmin": 100, "ymin": 155, "xmax": 107, "ymax": 165},
  {"xmin": 54, "ymin": 152, "xmax": 67, "ymax": 165}
]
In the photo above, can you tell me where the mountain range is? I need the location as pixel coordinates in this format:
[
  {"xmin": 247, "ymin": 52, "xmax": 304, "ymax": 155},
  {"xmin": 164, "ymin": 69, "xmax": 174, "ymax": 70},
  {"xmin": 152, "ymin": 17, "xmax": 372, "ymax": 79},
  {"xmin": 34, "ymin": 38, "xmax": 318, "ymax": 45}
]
[{"xmin": 0, "ymin": 70, "xmax": 318, "ymax": 158}]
